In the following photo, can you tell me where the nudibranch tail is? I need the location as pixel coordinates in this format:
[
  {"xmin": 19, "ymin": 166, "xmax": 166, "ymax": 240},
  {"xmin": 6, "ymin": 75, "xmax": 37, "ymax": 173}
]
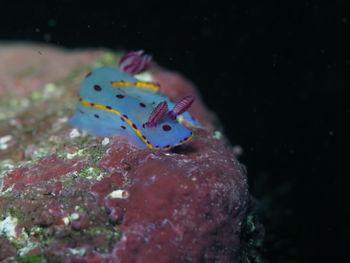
[
  {"xmin": 144, "ymin": 101, "xmax": 168, "ymax": 128},
  {"xmin": 168, "ymin": 96, "xmax": 195, "ymax": 120},
  {"xmin": 119, "ymin": 50, "xmax": 152, "ymax": 75}
]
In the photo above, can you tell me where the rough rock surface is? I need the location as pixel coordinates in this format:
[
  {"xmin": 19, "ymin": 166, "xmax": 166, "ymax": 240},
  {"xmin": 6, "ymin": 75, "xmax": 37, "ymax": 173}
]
[{"xmin": 0, "ymin": 44, "xmax": 263, "ymax": 262}]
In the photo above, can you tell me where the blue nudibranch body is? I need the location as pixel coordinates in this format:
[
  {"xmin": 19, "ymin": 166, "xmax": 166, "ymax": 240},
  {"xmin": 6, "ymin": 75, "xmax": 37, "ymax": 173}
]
[{"xmin": 69, "ymin": 51, "xmax": 198, "ymax": 150}]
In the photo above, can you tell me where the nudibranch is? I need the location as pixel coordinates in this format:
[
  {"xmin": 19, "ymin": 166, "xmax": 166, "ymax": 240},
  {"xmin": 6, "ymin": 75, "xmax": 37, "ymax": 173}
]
[{"xmin": 69, "ymin": 50, "xmax": 198, "ymax": 150}]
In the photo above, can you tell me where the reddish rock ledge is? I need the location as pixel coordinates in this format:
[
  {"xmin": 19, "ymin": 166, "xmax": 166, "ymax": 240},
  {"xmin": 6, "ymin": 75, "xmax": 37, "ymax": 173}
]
[{"xmin": 0, "ymin": 44, "xmax": 263, "ymax": 263}]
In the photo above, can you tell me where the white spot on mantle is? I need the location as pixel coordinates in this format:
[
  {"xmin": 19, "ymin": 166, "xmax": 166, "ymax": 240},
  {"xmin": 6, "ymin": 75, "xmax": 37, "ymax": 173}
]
[{"xmin": 135, "ymin": 71, "xmax": 153, "ymax": 82}]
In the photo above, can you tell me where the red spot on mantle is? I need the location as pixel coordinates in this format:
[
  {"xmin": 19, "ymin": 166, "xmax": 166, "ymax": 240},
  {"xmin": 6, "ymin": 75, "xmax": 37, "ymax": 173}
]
[{"xmin": 162, "ymin": 124, "xmax": 171, "ymax": 131}]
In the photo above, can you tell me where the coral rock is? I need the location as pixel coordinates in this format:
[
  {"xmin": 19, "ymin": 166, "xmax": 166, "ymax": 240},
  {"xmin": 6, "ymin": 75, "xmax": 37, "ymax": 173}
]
[{"xmin": 0, "ymin": 44, "xmax": 262, "ymax": 262}]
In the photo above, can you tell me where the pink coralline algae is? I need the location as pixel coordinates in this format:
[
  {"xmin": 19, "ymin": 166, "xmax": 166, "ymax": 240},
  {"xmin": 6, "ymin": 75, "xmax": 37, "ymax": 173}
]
[{"xmin": 0, "ymin": 44, "xmax": 263, "ymax": 263}]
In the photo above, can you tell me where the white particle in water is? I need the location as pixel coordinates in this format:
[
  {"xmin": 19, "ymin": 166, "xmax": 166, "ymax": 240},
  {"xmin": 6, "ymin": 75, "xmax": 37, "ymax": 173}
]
[
  {"xmin": 0, "ymin": 135, "xmax": 13, "ymax": 150},
  {"xmin": 108, "ymin": 189, "xmax": 129, "ymax": 199},
  {"xmin": 102, "ymin": 137, "xmax": 110, "ymax": 146},
  {"xmin": 70, "ymin": 129, "xmax": 81, "ymax": 138},
  {"xmin": 0, "ymin": 216, "xmax": 18, "ymax": 238}
]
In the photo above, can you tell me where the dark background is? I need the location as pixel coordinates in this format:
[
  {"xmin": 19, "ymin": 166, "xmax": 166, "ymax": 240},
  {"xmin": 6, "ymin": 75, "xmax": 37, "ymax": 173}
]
[{"xmin": 1, "ymin": 1, "xmax": 349, "ymax": 262}]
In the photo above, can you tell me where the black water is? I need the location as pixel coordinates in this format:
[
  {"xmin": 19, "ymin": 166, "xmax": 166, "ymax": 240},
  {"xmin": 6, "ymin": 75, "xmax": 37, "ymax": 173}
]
[{"xmin": 1, "ymin": 1, "xmax": 348, "ymax": 262}]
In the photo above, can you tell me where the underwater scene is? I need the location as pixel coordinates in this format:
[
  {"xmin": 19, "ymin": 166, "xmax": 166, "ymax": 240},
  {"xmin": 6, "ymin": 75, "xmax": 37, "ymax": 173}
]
[{"xmin": 0, "ymin": 1, "xmax": 347, "ymax": 263}]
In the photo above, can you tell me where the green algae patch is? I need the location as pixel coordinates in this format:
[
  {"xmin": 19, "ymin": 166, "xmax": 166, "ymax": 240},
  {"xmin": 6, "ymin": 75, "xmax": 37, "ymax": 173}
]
[
  {"xmin": 72, "ymin": 133, "xmax": 94, "ymax": 146},
  {"xmin": 85, "ymin": 144, "xmax": 109, "ymax": 163},
  {"xmin": 64, "ymin": 136, "xmax": 109, "ymax": 163},
  {"xmin": 19, "ymin": 254, "xmax": 47, "ymax": 263},
  {"xmin": 1, "ymin": 206, "xmax": 25, "ymax": 225},
  {"xmin": 95, "ymin": 52, "xmax": 121, "ymax": 68},
  {"xmin": 84, "ymin": 226, "xmax": 122, "ymax": 253},
  {"xmin": 78, "ymin": 167, "xmax": 105, "ymax": 180},
  {"xmin": 27, "ymin": 226, "xmax": 51, "ymax": 243},
  {"xmin": 29, "ymin": 83, "xmax": 63, "ymax": 104},
  {"xmin": 62, "ymin": 177, "xmax": 76, "ymax": 188}
]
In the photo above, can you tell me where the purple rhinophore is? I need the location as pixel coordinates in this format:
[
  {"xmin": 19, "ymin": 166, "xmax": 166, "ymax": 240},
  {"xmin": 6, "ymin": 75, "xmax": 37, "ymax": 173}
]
[
  {"xmin": 168, "ymin": 95, "xmax": 195, "ymax": 120},
  {"xmin": 144, "ymin": 101, "xmax": 168, "ymax": 128},
  {"xmin": 119, "ymin": 50, "xmax": 152, "ymax": 75}
]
